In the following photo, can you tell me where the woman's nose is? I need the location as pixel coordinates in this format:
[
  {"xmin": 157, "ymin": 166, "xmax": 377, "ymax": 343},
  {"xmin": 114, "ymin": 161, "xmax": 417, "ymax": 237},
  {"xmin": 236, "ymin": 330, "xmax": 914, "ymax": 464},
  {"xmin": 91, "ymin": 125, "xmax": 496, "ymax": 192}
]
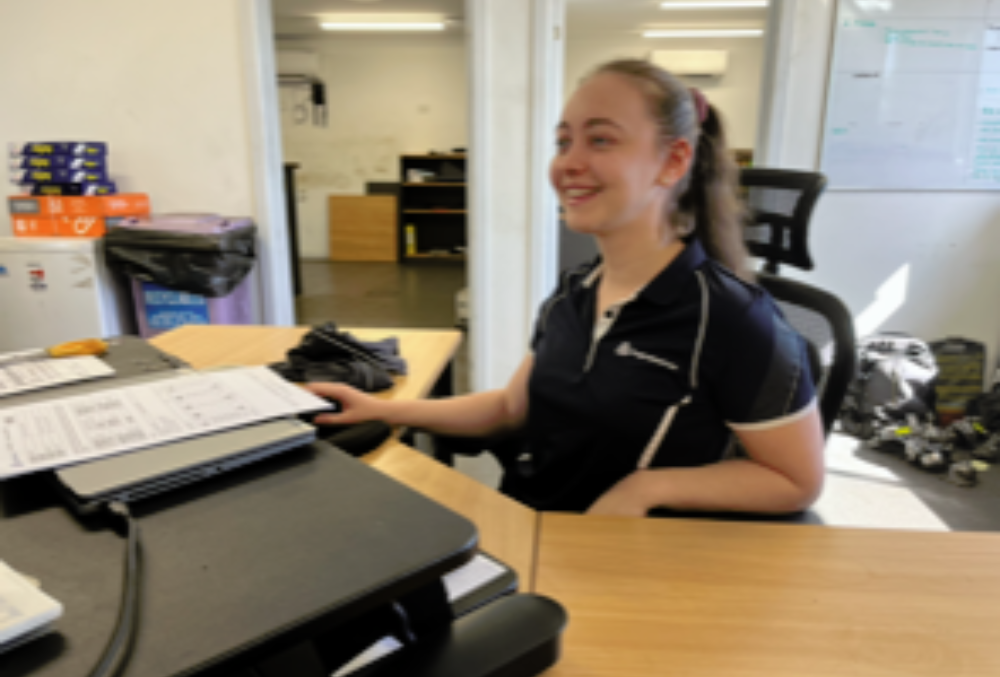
[{"xmin": 557, "ymin": 143, "xmax": 586, "ymax": 174}]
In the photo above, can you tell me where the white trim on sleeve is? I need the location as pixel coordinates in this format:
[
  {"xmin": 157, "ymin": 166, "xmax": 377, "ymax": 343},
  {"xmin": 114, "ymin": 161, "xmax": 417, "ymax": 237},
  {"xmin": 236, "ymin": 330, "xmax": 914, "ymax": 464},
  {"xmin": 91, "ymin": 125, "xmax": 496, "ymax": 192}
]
[{"xmin": 726, "ymin": 397, "xmax": 818, "ymax": 433}]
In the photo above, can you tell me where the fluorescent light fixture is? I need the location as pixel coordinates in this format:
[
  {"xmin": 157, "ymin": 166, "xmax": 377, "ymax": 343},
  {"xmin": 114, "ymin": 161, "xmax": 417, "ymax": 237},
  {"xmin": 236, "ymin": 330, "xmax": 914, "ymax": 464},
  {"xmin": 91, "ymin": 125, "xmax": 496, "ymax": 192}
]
[
  {"xmin": 318, "ymin": 13, "xmax": 448, "ymax": 31},
  {"xmin": 643, "ymin": 28, "xmax": 764, "ymax": 38},
  {"xmin": 856, "ymin": 0, "xmax": 892, "ymax": 10},
  {"xmin": 321, "ymin": 22, "xmax": 445, "ymax": 31},
  {"xmin": 660, "ymin": 1, "xmax": 769, "ymax": 8}
]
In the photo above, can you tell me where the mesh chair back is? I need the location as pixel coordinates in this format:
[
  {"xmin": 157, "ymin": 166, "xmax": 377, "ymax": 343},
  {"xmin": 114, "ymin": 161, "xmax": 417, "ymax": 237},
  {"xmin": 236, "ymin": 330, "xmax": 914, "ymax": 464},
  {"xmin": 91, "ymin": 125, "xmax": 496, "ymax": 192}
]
[
  {"xmin": 757, "ymin": 273, "xmax": 856, "ymax": 436},
  {"xmin": 741, "ymin": 169, "xmax": 827, "ymax": 274}
]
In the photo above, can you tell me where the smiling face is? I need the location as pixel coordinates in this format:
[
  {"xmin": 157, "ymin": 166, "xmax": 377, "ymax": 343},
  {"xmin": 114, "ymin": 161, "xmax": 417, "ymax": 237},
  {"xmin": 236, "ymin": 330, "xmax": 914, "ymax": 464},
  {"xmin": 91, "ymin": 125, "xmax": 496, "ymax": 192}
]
[{"xmin": 551, "ymin": 72, "xmax": 692, "ymax": 238}]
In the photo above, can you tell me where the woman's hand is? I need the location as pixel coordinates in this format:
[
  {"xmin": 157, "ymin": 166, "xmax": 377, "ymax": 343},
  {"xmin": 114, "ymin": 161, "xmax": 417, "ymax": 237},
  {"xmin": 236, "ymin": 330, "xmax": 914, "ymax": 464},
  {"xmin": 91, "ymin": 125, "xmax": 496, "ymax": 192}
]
[
  {"xmin": 586, "ymin": 472, "xmax": 654, "ymax": 518},
  {"xmin": 304, "ymin": 382, "xmax": 392, "ymax": 426}
]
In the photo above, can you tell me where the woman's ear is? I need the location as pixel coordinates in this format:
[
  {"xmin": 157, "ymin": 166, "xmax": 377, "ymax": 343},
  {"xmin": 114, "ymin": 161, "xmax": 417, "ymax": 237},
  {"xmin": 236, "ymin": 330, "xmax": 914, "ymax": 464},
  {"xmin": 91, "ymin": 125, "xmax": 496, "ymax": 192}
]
[{"xmin": 658, "ymin": 138, "xmax": 694, "ymax": 188}]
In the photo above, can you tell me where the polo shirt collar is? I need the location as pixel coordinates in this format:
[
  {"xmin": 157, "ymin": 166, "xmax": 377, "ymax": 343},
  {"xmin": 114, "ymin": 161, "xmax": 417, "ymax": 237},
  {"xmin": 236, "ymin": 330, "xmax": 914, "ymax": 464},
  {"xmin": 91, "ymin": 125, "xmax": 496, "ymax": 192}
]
[
  {"xmin": 641, "ymin": 239, "xmax": 707, "ymax": 306},
  {"xmin": 581, "ymin": 239, "xmax": 708, "ymax": 306}
]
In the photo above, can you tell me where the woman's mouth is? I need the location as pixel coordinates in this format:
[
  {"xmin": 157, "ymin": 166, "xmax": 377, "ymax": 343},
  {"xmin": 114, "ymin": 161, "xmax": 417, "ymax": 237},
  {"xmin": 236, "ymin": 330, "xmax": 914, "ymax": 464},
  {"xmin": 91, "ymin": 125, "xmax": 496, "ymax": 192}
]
[{"xmin": 563, "ymin": 187, "xmax": 600, "ymax": 206}]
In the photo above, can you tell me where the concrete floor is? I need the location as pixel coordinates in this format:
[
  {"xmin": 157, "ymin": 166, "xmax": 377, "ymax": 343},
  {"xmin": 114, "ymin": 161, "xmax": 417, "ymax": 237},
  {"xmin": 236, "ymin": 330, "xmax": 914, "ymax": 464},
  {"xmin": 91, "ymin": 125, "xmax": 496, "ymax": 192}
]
[
  {"xmin": 296, "ymin": 259, "xmax": 1000, "ymax": 532},
  {"xmin": 295, "ymin": 259, "xmax": 466, "ymax": 329}
]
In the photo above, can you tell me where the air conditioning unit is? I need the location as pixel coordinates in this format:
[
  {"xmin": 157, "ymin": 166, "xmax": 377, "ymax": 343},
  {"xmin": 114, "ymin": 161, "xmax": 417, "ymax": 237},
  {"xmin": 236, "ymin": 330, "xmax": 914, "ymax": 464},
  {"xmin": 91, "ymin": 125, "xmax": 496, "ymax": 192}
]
[
  {"xmin": 277, "ymin": 50, "xmax": 320, "ymax": 77},
  {"xmin": 649, "ymin": 50, "xmax": 728, "ymax": 77}
]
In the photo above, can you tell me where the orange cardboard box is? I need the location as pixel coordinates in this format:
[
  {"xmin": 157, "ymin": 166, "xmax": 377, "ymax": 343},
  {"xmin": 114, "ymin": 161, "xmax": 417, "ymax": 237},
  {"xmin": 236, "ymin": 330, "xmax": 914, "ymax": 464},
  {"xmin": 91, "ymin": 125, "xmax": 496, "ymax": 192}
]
[
  {"xmin": 9, "ymin": 193, "xmax": 150, "ymax": 238},
  {"xmin": 7, "ymin": 193, "xmax": 150, "ymax": 219},
  {"xmin": 100, "ymin": 194, "xmax": 150, "ymax": 217},
  {"xmin": 54, "ymin": 214, "xmax": 107, "ymax": 238},
  {"xmin": 11, "ymin": 216, "xmax": 57, "ymax": 237}
]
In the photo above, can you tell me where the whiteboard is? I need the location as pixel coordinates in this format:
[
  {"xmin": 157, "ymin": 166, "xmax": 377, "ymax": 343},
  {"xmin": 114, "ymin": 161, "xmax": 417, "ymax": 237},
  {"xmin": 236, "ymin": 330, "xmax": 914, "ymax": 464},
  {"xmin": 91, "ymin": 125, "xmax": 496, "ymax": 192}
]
[{"xmin": 820, "ymin": 0, "xmax": 1000, "ymax": 190}]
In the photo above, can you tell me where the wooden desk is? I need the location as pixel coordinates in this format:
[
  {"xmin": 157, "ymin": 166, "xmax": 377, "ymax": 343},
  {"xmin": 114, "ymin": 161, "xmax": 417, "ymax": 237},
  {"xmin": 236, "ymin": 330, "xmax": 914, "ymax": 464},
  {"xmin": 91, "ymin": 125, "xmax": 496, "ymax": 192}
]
[
  {"xmin": 535, "ymin": 514, "xmax": 1000, "ymax": 676},
  {"xmin": 150, "ymin": 325, "xmax": 537, "ymax": 587},
  {"xmin": 150, "ymin": 324, "xmax": 460, "ymax": 402}
]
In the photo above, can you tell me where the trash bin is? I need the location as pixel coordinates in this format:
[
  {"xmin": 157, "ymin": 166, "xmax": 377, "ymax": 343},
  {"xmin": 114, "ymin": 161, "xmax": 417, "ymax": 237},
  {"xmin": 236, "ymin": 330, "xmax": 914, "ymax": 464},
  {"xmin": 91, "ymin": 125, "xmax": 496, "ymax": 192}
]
[{"xmin": 104, "ymin": 214, "xmax": 256, "ymax": 338}]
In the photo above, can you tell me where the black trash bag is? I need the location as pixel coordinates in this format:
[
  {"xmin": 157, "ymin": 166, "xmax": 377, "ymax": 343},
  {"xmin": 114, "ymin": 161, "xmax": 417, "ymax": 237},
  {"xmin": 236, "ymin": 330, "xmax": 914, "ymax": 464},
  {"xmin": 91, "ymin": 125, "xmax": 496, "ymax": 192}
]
[{"xmin": 104, "ymin": 220, "xmax": 256, "ymax": 298}]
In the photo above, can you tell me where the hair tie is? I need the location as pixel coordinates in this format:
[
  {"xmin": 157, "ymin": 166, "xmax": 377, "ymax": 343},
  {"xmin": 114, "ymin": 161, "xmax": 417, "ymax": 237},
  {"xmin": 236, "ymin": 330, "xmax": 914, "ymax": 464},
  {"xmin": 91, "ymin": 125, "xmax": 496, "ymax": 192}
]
[{"xmin": 689, "ymin": 88, "xmax": 708, "ymax": 126}]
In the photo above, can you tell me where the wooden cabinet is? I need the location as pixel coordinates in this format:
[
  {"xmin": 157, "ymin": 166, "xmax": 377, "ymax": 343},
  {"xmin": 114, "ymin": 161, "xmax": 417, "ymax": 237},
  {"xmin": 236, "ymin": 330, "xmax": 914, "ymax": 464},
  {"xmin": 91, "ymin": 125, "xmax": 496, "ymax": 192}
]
[
  {"xmin": 328, "ymin": 195, "xmax": 397, "ymax": 262},
  {"xmin": 398, "ymin": 154, "xmax": 466, "ymax": 263}
]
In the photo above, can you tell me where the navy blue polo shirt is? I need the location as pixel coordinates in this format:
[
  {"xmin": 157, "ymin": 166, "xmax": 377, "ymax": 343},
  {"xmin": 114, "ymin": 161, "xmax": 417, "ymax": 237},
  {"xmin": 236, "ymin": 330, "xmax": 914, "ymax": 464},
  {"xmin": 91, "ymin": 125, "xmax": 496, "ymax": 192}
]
[{"xmin": 501, "ymin": 240, "xmax": 816, "ymax": 512}]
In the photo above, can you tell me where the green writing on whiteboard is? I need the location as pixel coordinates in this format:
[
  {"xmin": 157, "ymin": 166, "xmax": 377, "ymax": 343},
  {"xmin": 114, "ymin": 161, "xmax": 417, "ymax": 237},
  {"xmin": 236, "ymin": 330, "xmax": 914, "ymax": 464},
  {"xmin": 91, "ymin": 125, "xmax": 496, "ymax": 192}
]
[
  {"xmin": 884, "ymin": 28, "xmax": 977, "ymax": 51},
  {"xmin": 971, "ymin": 169, "xmax": 1000, "ymax": 183},
  {"xmin": 843, "ymin": 19, "xmax": 876, "ymax": 28}
]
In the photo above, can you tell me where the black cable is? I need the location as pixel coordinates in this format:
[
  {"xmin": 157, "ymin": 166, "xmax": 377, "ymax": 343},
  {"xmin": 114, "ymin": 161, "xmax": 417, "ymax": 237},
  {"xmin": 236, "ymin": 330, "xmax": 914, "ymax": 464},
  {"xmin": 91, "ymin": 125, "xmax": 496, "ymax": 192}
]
[{"xmin": 87, "ymin": 501, "xmax": 143, "ymax": 677}]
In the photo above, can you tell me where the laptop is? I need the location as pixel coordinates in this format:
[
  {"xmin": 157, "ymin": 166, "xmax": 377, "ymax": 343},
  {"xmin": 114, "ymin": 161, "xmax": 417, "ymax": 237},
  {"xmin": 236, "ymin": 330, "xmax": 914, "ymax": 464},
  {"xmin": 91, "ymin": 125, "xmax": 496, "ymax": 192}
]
[{"xmin": 54, "ymin": 418, "xmax": 316, "ymax": 513}]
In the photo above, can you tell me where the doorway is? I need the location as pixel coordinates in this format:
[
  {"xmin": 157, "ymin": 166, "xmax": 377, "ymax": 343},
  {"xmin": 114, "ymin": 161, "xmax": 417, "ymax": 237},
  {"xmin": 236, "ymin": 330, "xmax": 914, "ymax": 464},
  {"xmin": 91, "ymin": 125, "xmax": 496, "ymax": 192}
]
[{"xmin": 270, "ymin": 0, "xmax": 469, "ymax": 334}]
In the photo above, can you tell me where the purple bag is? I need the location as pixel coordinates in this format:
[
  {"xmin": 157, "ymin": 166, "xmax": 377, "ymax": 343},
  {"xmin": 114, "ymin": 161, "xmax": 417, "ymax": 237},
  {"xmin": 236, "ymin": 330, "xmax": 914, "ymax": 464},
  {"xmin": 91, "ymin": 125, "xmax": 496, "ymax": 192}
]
[
  {"xmin": 105, "ymin": 213, "xmax": 256, "ymax": 296},
  {"xmin": 104, "ymin": 214, "xmax": 257, "ymax": 338},
  {"xmin": 113, "ymin": 213, "xmax": 253, "ymax": 235}
]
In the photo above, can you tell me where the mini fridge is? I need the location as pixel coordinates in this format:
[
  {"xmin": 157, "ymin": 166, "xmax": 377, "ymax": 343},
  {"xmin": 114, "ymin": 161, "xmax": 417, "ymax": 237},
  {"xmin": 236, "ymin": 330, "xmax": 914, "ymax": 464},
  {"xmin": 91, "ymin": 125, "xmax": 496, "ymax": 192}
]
[{"xmin": 0, "ymin": 237, "xmax": 133, "ymax": 353}]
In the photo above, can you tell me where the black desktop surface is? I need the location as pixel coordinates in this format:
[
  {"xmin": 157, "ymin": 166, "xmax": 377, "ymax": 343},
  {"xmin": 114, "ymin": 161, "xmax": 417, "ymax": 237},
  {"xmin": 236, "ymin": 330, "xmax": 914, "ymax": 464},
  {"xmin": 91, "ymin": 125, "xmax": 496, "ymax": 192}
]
[{"xmin": 0, "ymin": 440, "xmax": 479, "ymax": 677}]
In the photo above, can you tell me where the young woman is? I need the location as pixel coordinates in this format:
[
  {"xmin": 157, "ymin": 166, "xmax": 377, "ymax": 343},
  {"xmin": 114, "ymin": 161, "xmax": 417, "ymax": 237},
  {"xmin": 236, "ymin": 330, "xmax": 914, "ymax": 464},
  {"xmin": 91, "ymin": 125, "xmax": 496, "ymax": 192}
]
[{"xmin": 309, "ymin": 59, "xmax": 825, "ymax": 518}]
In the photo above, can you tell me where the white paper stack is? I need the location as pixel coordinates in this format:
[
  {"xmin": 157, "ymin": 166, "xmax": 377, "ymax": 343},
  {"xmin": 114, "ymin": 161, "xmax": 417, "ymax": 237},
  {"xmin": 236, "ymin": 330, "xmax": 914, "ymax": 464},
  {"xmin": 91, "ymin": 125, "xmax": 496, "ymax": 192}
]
[
  {"xmin": 0, "ymin": 352, "xmax": 115, "ymax": 399},
  {"xmin": 0, "ymin": 560, "xmax": 63, "ymax": 655},
  {"xmin": 0, "ymin": 366, "xmax": 333, "ymax": 480}
]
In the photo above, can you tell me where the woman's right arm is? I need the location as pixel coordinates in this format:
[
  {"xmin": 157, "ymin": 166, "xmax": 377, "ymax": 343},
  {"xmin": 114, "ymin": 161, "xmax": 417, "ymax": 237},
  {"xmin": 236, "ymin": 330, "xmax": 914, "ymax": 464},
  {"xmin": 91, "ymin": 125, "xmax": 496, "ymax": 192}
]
[{"xmin": 306, "ymin": 355, "xmax": 534, "ymax": 439}]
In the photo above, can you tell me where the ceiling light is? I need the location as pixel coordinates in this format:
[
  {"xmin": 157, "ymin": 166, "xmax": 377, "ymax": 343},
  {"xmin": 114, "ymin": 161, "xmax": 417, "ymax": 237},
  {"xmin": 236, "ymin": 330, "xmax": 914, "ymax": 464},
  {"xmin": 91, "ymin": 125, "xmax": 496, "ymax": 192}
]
[
  {"xmin": 318, "ymin": 13, "xmax": 448, "ymax": 31},
  {"xmin": 321, "ymin": 22, "xmax": 445, "ymax": 31},
  {"xmin": 643, "ymin": 28, "xmax": 764, "ymax": 38},
  {"xmin": 856, "ymin": 0, "xmax": 893, "ymax": 10},
  {"xmin": 660, "ymin": 1, "xmax": 769, "ymax": 8}
]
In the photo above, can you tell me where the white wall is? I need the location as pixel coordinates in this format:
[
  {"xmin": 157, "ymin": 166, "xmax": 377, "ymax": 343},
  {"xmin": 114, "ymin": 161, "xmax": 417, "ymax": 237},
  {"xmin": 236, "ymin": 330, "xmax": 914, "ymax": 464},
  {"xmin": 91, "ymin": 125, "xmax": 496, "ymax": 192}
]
[
  {"xmin": 0, "ymin": 0, "xmax": 292, "ymax": 324},
  {"xmin": 275, "ymin": 35, "xmax": 468, "ymax": 259},
  {"xmin": 763, "ymin": 0, "xmax": 1000, "ymax": 375},
  {"xmin": 2, "ymin": 1, "xmax": 258, "ymax": 223},
  {"xmin": 565, "ymin": 36, "xmax": 765, "ymax": 150},
  {"xmin": 466, "ymin": 0, "xmax": 564, "ymax": 392}
]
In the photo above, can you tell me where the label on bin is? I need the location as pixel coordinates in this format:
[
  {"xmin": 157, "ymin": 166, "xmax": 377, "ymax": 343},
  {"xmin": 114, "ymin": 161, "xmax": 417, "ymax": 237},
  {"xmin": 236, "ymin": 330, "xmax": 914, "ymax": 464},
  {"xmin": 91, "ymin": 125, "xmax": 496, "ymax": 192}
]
[{"xmin": 142, "ymin": 282, "xmax": 210, "ymax": 330}]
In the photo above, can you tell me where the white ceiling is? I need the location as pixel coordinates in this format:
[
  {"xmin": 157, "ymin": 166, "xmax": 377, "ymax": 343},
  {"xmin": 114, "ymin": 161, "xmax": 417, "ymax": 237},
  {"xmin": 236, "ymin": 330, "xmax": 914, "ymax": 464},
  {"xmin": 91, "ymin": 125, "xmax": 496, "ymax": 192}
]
[
  {"xmin": 272, "ymin": 0, "xmax": 464, "ymax": 36},
  {"xmin": 567, "ymin": 0, "xmax": 768, "ymax": 38},
  {"xmin": 271, "ymin": 0, "xmax": 768, "ymax": 38}
]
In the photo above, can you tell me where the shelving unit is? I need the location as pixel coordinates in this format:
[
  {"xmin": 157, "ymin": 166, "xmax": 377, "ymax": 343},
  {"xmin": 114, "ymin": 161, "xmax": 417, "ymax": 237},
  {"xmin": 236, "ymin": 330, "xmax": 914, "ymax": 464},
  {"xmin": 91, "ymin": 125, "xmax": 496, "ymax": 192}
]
[{"xmin": 398, "ymin": 154, "xmax": 466, "ymax": 263}]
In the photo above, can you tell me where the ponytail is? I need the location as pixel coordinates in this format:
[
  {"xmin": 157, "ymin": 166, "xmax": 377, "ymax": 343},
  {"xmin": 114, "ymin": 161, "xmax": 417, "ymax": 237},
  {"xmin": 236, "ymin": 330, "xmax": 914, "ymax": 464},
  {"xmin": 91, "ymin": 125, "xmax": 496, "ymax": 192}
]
[{"xmin": 675, "ymin": 105, "xmax": 751, "ymax": 281}]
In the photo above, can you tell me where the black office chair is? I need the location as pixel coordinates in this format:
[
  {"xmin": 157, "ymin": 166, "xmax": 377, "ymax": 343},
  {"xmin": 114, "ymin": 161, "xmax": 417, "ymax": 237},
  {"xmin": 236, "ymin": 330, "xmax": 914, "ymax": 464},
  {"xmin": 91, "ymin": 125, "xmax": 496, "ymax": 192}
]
[
  {"xmin": 739, "ymin": 167, "xmax": 855, "ymax": 435},
  {"xmin": 741, "ymin": 168, "xmax": 827, "ymax": 275},
  {"xmin": 757, "ymin": 273, "xmax": 855, "ymax": 436}
]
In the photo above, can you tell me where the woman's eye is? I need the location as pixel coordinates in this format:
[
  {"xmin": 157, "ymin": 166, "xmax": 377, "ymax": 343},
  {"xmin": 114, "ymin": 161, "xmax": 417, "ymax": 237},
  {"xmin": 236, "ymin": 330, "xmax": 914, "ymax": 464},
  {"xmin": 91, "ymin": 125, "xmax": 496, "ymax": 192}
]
[
  {"xmin": 590, "ymin": 136, "xmax": 613, "ymax": 147},
  {"xmin": 556, "ymin": 137, "xmax": 570, "ymax": 152}
]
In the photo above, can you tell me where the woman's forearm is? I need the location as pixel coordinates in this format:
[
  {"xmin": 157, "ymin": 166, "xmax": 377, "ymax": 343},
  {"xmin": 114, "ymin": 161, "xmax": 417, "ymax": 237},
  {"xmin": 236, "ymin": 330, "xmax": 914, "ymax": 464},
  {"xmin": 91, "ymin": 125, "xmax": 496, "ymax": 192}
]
[
  {"xmin": 633, "ymin": 458, "xmax": 822, "ymax": 515},
  {"xmin": 380, "ymin": 389, "xmax": 524, "ymax": 438}
]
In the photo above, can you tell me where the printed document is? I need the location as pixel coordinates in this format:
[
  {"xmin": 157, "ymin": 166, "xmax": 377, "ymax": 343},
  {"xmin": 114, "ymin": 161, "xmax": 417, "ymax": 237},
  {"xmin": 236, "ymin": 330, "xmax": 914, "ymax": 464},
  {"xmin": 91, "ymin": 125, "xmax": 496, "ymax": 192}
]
[
  {"xmin": 442, "ymin": 555, "xmax": 508, "ymax": 602},
  {"xmin": 0, "ymin": 354, "xmax": 114, "ymax": 399},
  {"xmin": 0, "ymin": 366, "xmax": 331, "ymax": 479},
  {"xmin": 0, "ymin": 560, "xmax": 63, "ymax": 653}
]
